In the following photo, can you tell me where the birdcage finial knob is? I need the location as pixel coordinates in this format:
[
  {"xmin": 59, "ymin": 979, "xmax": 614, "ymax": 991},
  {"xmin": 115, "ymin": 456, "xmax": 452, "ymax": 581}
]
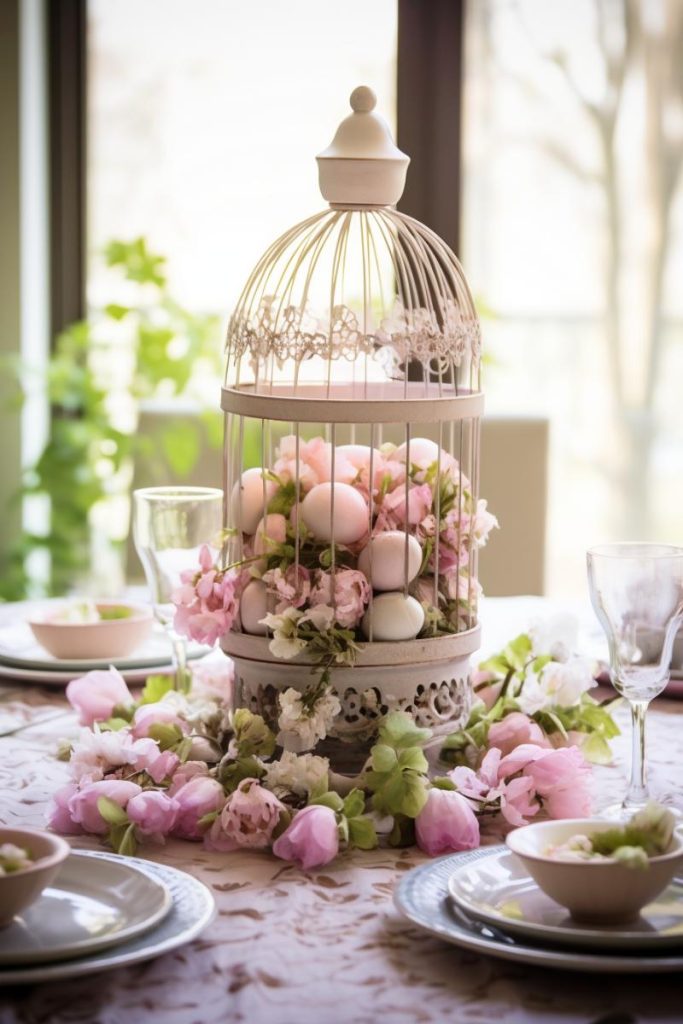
[
  {"xmin": 317, "ymin": 85, "xmax": 409, "ymax": 208},
  {"xmin": 349, "ymin": 85, "xmax": 376, "ymax": 113}
]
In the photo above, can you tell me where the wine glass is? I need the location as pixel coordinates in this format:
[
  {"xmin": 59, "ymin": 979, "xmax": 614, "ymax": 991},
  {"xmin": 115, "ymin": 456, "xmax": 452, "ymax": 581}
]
[
  {"xmin": 133, "ymin": 486, "xmax": 223, "ymax": 690},
  {"xmin": 587, "ymin": 543, "xmax": 683, "ymax": 818}
]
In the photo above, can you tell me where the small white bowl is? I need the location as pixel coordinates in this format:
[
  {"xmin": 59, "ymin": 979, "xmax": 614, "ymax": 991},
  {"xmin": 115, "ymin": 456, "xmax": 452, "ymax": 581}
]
[
  {"xmin": 0, "ymin": 828, "xmax": 71, "ymax": 927},
  {"xmin": 28, "ymin": 601, "xmax": 154, "ymax": 661},
  {"xmin": 506, "ymin": 818, "xmax": 683, "ymax": 924}
]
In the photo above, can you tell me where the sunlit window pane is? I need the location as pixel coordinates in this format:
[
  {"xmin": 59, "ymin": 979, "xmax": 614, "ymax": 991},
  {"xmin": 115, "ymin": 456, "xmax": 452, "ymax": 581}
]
[
  {"xmin": 87, "ymin": 0, "xmax": 397, "ymax": 313},
  {"xmin": 463, "ymin": 0, "xmax": 683, "ymax": 596}
]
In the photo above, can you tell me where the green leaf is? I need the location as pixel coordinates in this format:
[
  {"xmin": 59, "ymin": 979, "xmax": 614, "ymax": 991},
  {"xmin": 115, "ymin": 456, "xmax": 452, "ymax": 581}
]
[
  {"xmin": 389, "ymin": 813, "xmax": 416, "ymax": 848},
  {"xmin": 371, "ymin": 744, "xmax": 398, "ymax": 773},
  {"xmin": 348, "ymin": 816, "xmax": 378, "ymax": 850},
  {"xmin": 147, "ymin": 722, "xmax": 184, "ymax": 751},
  {"xmin": 378, "ymin": 711, "xmax": 432, "ymax": 751},
  {"xmin": 580, "ymin": 731, "xmax": 613, "ymax": 765},
  {"xmin": 218, "ymin": 755, "xmax": 264, "ymax": 793},
  {"xmin": 503, "ymin": 633, "xmax": 532, "ymax": 671},
  {"xmin": 117, "ymin": 823, "xmax": 137, "ymax": 857},
  {"xmin": 337, "ymin": 816, "xmax": 349, "ymax": 844},
  {"xmin": 232, "ymin": 708, "xmax": 276, "ymax": 758},
  {"xmin": 431, "ymin": 776, "xmax": 456, "ymax": 791},
  {"xmin": 97, "ymin": 796, "xmax": 128, "ymax": 826},
  {"xmin": 478, "ymin": 654, "xmax": 511, "ymax": 677},
  {"xmin": 140, "ymin": 674, "xmax": 174, "ymax": 705},
  {"xmin": 342, "ymin": 789, "xmax": 366, "ymax": 820},
  {"xmin": 103, "ymin": 303, "xmax": 130, "ymax": 321},
  {"xmin": 311, "ymin": 791, "xmax": 344, "ymax": 813},
  {"xmin": 98, "ymin": 717, "xmax": 131, "ymax": 732},
  {"xmin": 397, "ymin": 747, "xmax": 428, "ymax": 774},
  {"xmin": 175, "ymin": 736, "xmax": 194, "ymax": 763}
]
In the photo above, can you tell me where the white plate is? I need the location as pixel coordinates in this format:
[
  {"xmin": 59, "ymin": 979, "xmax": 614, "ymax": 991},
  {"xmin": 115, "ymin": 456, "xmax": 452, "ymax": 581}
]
[
  {"xmin": 0, "ymin": 621, "xmax": 210, "ymax": 674},
  {"xmin": 394, "ymin": 847, "xmax": 683, "ymax": 973},
  {"xmin": 0, "ymin": 851, "xmax": 172, "ymax": 966},
  {"xmin": 448, "ymin": 847, "xmax": 683, "ymax": 951},
  {"xmin": 0, "ymin": 851, "xmax": 215, "ymax": 984},
  {"xmin": 0, "ymin": 661, "xmax": 174, "ymax": 686}
]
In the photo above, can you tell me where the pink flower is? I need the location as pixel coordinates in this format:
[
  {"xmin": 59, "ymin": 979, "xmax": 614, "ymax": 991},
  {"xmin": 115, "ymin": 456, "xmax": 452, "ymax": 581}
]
[
  {"xmin": 66, "ymin": 668, "xmax": 133, "ymax": 726},
  {"xmin": 135, "ymin": 744, "xmax": 180, "ymax": 784},
  {"xmin": 190, "ymin": 659, "xmax": 234, "ymax": 704},
  {"xmin": 68, "ymin": 780, "xmax": 142, "ymax": 834},
  {"xmin": 274, "ymin": 435, "xmax": 341, "ymax": 491},
  {"xmin": 47, "ymin": 783, "xmax": 83, "ymax": 834},
  {"xmin": 415, "ymin": 787, "xmax": 480, "ymax": 855},
  {"xmin": 172, "ymin": 775, "xmax": 226, "ymax": 839},
  {"xmin": 375, "ymin": 483, "xmax": 433, "ymax": 532},
  {"xmin": 488, "ymin": 712, "xmax": 551, "ymax": 757},
  {"xmin": 172, "ymin": 547, "xmax": 240, "ymax": 646},
  {"xmin": 131, "ymin": 702, "xmax": 189, "ymax": 739},
  {"xmin": 272, "ymin": 804, "xmax": 339, "ymax": 870},
  {"xmin": 309, "ymin": 569, "xmax": 370, "ymax": 628},
  {"xmin": 262, "ymin": 564, "xmax": 311, "ymax": 612},
  {"xmin": 497, "ymin": 775, "xmax": 539, "ymax": 826},
  {"xmin": 127, "ymin": 790, "xmax": 179, "ymax": 840},
  {"xmin": 497, "ymin": 743, "xmax": 549, "ymax": 779},
  {"xmin": 205, "ymin": 778, "xmax": 286, "ymax": 852},
  {"xmin": 450, "ymin": 749, "xmax": 539, "ymax": 828},
  {"xmin": 471, "ymin": 669, "xmax": 503, "ymax": 711},
  {"xmin": 167, "ymin": 760, "xmax": 209, "ymax": 796},
  {"xmin": 523, "ymin": 746, "xmax": 592, "ymax": 818}
]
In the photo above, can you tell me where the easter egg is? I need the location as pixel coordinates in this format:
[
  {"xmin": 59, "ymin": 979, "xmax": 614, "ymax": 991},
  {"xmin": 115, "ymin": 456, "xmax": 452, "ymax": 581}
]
[
  {"xmin": 254, "ymin": 513, "xmax": 287, "ymax": 556},
  {"xmin": 231, "ymin": 468, "xmax": 277, "ymax": 535},
  {"xmin": 361, "ymin": 592, "xmax": 425, "ymax": 641},
  {"xmin": 394, "ymin": 437, "xmax": 440, "ymax": 467},
  {"xmin": 301, "ymin": 482, "xmax": 368, "ymax": 544},
  {"xmin": 239, "ymin": 579, "xmax": 268, "ymax": 635},
  {"xmin": 357, "ymin": 532, "xmax": 422, "ymax": 591}
]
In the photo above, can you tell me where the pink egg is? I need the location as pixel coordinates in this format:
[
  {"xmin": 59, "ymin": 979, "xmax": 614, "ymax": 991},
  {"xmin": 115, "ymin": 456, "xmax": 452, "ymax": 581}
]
[
  {"xmin": 254, "ymin": 514, "xmax": 287, "ymax": 556},
  {"xmin": 230, "ymin": 468, "xmax": 278, "ymax": 535},
  {"xmin": 239, "ymin": 579, "xmax": 268, "ymax": 635},
  {"xmin": 301, "ymin": 482, "xmax": 368, "ymax": 544}
]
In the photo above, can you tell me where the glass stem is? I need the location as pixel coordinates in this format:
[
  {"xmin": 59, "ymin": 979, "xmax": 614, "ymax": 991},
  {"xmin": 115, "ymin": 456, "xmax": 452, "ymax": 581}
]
[
  {"xmin": 170, "ymin": 631, "xmax": 189, "ymax": 693},
  {"xmin": 624, "ymin": 699, "xmax": 649, "ymax": 809}
]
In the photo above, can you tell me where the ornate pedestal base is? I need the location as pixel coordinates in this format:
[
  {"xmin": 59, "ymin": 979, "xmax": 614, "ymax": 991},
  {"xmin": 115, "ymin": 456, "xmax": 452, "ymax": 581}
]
[{"xmin": 221, "ymin": 627, "xmax": 481, "ymax": 774}]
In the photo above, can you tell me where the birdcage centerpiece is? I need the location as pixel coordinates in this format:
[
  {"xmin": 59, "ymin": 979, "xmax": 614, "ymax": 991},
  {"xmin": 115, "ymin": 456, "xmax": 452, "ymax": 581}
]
[{"xmin": 219, "ymin": 88, "xmax": 494, "ymax": 771}]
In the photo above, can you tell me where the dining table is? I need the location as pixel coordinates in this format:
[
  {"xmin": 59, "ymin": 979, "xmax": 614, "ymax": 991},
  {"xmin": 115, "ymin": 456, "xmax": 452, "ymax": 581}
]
[{"xmin": 1, "ymin": 595, "xmax": 682, "ymax": 1024}]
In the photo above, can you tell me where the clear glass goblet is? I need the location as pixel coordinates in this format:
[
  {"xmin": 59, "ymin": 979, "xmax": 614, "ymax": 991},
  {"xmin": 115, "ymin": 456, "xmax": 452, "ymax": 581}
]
[
  {"xmin": 133, "ymin": 486, "xmax": 223, "ymax": 690},
  {"xmin": 587, "ymin": 542, "xmax": 683, "ymax": 818}
]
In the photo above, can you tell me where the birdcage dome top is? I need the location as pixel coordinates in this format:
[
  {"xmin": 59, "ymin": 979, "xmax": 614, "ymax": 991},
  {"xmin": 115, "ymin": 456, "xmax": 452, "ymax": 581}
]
[{"xmin": 224, "ymin": 89, "xmax": 481, "ymax": 417}]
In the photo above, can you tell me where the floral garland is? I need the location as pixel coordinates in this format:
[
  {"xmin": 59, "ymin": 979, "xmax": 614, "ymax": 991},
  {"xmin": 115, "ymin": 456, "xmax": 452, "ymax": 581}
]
[{"xmin": 48, "ymin": 616, "xmax": 620, "ymax": 869}]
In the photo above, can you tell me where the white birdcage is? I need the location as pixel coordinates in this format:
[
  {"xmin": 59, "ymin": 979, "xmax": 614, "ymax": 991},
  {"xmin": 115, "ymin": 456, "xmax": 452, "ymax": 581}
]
[{"xmin": 220, "ymin": 87, "xmax": 489, "ymax": 770}]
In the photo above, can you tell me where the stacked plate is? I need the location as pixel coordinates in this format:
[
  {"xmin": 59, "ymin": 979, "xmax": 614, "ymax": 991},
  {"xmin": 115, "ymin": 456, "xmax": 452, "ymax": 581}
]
[
  {"xmin": 0, "ymin": 620, "xmax": 210, "ymax": 685},
  {"xmin": 395, "ymin": 846, "xmax": 683, "ymax": 973},
  {"xmin": 0, "ymin": 850, "xmax": 215, "ymax": 984}
]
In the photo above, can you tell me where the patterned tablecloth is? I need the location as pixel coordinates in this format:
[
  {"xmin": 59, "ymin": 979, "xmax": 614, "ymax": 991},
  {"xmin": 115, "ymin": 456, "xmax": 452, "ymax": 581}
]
[{"xmin": 1, "ymin": 599, "xmax": 682, "ymax": 1024}]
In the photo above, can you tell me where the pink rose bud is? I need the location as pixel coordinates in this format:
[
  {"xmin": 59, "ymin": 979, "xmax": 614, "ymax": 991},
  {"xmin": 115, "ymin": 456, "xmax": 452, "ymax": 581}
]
[
  {"xmin": 487, "ymin": 712, "xmax": 550, "ymax": 757},
  {"xmin": 47, "ymin": 783, "xmax": 83, "ymax": 834},
  {"xmin": 167, "ymin": 761, "xmax": 209, "ymax": 796},
  {"xmin": 131, "ymin": 702, "xmax": 189, "ymax": 739},
  {"xmin": 172, "ymin": 776, "xmax": 226, "ymax": 839},
  {"xmin": 272, "ymin": 804, "xmax": 339, "ymax": 871},
  {"xmin": 415, "ymin": 787, "xmax": 480, "ymax": 856},
  {"xmin": 66, "ymin": 668, "xmax": 134, "ymax": 726},
  {"xmin": 68, "ymin": 780, "xmax": 142, "ymax": 834},
  {"xmin": 205, "ymin": 779, "xmax": 286, "ymax": 852},
  {"xmin": 127, "ymin": 790, "xmax": 179, "ymax": 838}
]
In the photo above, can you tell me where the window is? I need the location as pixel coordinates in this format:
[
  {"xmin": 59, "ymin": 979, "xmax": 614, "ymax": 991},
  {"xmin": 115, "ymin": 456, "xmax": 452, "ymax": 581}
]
[{"xmin": 462, "ymin": 0, "xmax": 683, "ymax": 595}]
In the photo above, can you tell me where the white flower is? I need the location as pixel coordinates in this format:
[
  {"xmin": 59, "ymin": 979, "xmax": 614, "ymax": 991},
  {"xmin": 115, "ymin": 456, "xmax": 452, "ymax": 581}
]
[
  {"xmin": 277, "ymin": 686, "xmax": 342, "ymax": 752},
  {"xmin": 472, "ymin": 499, "xmax": 499, "ymax": 547},
  {"xmin": 269, "ymin": 635, "xmax": 308, "ymax": 660},
  {"xmin": 516, "ymin": 657, "xmax": 597, "ymax": 714},
  {"xmin": 69, "ymin": 727, "xmax": 142, "ymax": 783},
  {"xmin": 264, "ymin": 750, "xmax": 330, "ymax": 797},
  {"xmin": 529, "ymin": 614, "xmax": 578, "ymax": 662},
  {"xmin": 299, "ymin": 604, "xmax": 336, "ymax": 632}
]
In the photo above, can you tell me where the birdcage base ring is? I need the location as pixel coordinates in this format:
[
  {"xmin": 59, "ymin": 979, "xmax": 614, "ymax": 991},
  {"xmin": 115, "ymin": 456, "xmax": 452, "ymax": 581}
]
[{"xmin": 222, "ymin": 629, "xmax": 480, "ymax": 774}]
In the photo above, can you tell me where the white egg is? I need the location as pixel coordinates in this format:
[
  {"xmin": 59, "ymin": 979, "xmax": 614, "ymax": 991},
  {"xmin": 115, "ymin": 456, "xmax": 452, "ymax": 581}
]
[
  {"xmin": 253, "ymin": 514, "xmax": 287, "ymax": 556},
  {"xmin": 357, "ymin": 532, "xmax": 423, "ymax": 591},
  {"xmin": 239, "ymin": 579, "xmax": 268, "ymax": 635},
  {"xmin": 231, "ymin": 468, "xmax": 278, "ymax": 535},
  {"xmin": 301, "ymin": 482, "xmax": 368, "ymax": 544},
  {"xmin": 361, "ymin": 593, "xmax": 425, "ymax": 641},
  {"xmin": 394, "ymin": 437, "xmax": 440, "ymax": 467}
]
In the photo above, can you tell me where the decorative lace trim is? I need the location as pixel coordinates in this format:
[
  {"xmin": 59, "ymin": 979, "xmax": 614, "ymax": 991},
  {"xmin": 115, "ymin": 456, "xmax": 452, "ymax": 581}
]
[{"xmin": 228, "ymin": 297, "xmax": 481, "ymax": 373}]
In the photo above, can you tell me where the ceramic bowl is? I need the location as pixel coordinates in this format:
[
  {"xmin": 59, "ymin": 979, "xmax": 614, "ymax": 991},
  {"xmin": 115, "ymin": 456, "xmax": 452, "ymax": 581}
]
[
  {"xmin": 27, "ymin": 601, "xmax": 154, "ymax": 660},
  {"xmin": 506, "ymin": 818, "xmax": 683, "ymax": 924},
  {"xmin": 0, "ymin": 828, "xmax": 71, "ymax": 927}
]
